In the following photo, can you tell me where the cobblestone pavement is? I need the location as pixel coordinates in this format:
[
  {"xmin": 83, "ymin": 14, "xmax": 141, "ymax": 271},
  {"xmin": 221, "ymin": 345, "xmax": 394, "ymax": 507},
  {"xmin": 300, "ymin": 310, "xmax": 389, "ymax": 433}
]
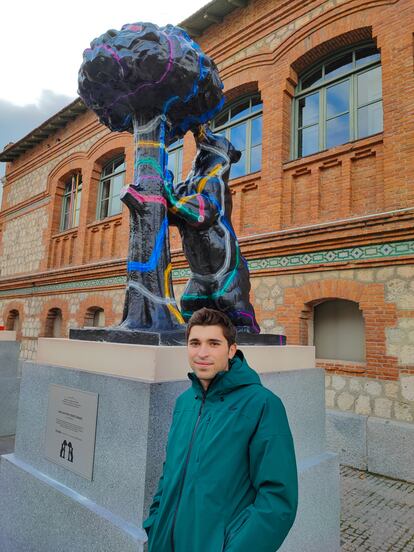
[{"xmin": 341, "ymin": 465, "xmax": 414, "ymax": 551}]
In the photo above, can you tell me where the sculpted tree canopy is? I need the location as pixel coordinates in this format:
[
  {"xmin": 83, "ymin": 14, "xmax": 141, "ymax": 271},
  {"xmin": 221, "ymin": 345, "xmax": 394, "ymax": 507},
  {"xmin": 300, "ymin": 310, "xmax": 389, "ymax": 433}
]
[{"xmin": 78, "ymin": 22, "xmax": 224, "ymax": 139}]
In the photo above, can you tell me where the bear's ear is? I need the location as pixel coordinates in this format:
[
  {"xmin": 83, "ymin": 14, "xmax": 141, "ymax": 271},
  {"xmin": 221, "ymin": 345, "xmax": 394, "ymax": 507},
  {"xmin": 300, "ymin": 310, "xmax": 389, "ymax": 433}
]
[{"xmin": 230, "ymin": 147, "xmax": 241, "ymax": 163}]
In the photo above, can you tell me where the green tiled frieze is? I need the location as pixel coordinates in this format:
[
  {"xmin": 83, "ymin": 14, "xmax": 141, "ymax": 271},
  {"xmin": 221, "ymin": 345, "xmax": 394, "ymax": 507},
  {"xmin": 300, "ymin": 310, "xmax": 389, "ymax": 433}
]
[
  {"xmin": 247, "ymin": 240, "xmax": 414, "ymax": 272},
  {"xmin": 0, "ymin": 240, "xmax": 413, "ymax": 297}
]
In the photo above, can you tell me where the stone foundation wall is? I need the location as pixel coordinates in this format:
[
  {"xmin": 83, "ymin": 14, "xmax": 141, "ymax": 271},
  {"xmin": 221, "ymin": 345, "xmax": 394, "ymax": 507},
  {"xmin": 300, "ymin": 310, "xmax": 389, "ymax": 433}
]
[
  {"xmin": 250, "ymin": 265, "xmax": 414, "ymax": 373},
  {"xmin": 325, "ymin": 373, "xmax": 414, "ymax": 422},
  {"xmin": 0, "ymin": 288, "xmax": 125, "ymax": 360},
  {"xmin": 0, "ymin": 207, "xmax": 49, "ymax": 276}
]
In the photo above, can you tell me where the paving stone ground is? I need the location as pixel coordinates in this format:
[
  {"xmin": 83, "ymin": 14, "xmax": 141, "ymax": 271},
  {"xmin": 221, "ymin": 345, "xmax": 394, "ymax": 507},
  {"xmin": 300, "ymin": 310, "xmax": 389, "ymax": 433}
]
[
  {"xmin": 341, "ymin": 465, "xmax": 414, "ymax": 552},
  {"xmin": 1, "ymin": 438, "xmax": 413, "ymax": 551}
]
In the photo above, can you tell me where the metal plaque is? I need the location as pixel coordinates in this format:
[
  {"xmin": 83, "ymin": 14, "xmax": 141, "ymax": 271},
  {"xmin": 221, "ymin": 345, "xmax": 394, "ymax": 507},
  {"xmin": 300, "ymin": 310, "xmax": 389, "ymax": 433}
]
[{"xmin": 45, "ymin": 384, "xmax": 99, "ymax": 480}]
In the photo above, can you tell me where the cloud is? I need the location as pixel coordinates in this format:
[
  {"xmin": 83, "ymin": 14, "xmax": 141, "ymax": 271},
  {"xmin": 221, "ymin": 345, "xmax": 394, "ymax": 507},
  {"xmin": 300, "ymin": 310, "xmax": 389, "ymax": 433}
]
[{"xmin": 0, "ymin": 90, "xmax": 75, "ymax": 177}]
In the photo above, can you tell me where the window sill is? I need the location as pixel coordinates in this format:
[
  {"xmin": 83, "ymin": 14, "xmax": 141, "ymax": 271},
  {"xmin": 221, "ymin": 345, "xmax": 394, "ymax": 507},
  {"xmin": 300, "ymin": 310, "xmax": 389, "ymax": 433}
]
[
  {"xmin": 283, "ymin": 133, "xmax": 383, "ymax": 170},
  {"xmin": 317, "ymin": 358, "xmax": 367, "ymax": 374},
  {"xmin": 87, "ymin": 213, "xmax": 123, "ymax": 229},
  {"xmin": 228, "ymin": 171, "xmax": 261, "ymax": 188},
  {"xmin": 52, "ymin": 227, "xmax": 78, "ymax": 239}
]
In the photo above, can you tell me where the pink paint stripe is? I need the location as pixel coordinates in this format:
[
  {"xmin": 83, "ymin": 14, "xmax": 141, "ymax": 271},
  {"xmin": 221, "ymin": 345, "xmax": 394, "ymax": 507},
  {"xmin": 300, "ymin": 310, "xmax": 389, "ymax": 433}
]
[
  {"xmin": 127, "ymin": 186, "xmax": 167, "ymax": 207},
  {"xmin": 197, "ymin": 195, "xmax": 205, "ymax": 220},
  {"xmin": 105, "ymin": 32, "xmax": 174, "ymax": 111},
  {"xmin": 85, "ymin": 44, "xmax": 121, "ymax": 64}
]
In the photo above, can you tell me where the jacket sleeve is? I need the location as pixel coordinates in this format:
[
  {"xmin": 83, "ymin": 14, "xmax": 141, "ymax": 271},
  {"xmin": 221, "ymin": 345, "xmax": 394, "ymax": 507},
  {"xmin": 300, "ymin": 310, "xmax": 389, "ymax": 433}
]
[
  {"xmin": 142, "ymin": 462, "xmax": 165, "ymax": 538},
  {"xmin": 223, "ymin": 395, "xmax": 298, "ymax": 552}
]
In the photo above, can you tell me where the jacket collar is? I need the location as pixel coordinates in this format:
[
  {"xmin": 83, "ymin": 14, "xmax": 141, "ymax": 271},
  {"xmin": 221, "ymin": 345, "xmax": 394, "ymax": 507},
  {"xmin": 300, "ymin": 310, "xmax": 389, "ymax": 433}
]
[{"xmin": 188, "ymin": 350, "xmax": 261, "ymax": 397}]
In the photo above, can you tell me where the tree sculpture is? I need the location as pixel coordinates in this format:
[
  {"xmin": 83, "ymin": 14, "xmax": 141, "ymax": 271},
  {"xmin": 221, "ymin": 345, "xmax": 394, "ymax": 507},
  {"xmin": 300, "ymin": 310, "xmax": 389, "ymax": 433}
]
[{"xmin": 78, "ymin": 23, "xmax": 224, "ymax": 337}]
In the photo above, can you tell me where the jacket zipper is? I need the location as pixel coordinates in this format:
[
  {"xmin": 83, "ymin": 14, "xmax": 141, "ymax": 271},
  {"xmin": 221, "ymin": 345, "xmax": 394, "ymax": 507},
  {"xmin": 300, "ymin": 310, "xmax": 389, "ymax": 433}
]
[{"xmin": 170, "ymin": 389, "xmax": 207, "ymax": 551}]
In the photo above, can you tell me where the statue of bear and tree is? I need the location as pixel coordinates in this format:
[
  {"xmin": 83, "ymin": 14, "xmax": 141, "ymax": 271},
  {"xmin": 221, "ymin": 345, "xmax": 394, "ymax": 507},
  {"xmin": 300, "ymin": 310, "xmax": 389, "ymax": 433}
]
[{"xmin": 76, "ymin": 22, "xmax": 265, "ymax": 342}]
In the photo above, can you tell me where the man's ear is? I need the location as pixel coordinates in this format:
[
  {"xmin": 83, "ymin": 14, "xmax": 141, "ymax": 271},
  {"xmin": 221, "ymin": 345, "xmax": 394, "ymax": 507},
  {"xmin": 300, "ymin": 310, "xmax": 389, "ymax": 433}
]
[{"xmin": 228, "ymin": 343, "xmax": 237, "ymax": 359}]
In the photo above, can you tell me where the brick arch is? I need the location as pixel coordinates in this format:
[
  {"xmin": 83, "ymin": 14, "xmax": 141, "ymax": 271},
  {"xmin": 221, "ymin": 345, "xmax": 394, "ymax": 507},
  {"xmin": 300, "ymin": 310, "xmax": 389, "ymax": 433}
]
[
  {"xmin": 47, "ymin": 153, "xmax": 88, "ymax": 194},
  {"xmin": 46, "ymin": 154, "xmax": 87, "ymax": 245},
  {"xmin": 39, "ymin": 298, "xmax": 70, "ymax": 338},
  {"xmin": 2, "ymin": 300, "xmax": 25, "ymax": 340},
  {"xmin": 221, "ymin": 65, "xmax": 267, "ymax": 97},
  {"xmin": 276, "ymin": 278, "xmax": 399, "ymax": 379},
  {"xmin": 78, "ymin": 295, "xmax": 117, "ymax": 328},
  {"xmin": 85, "ymin": 135, "xmax": 130, "ymax": 226},
  {"xmin": 222, "ymin": 81, "xmax": 259, "ymax": 105},
  {"xmin": 291, "ymin": 27, "xmax": 374, "ymax": 76},
  {"xmin": 87, "ymin": 132, "xmax": 130, "ymax": 165}
]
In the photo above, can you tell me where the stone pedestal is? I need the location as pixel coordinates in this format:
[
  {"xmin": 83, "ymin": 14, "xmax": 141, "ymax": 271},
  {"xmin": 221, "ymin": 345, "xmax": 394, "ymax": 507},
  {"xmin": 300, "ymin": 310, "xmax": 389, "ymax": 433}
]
[
  {"xmin": 0, "ymin": 331, "xmax": 21, "ymax": 437},
  {"xmin": 326, "ymin": 408, "xmax": 414, "ymax": 483},
  {"xmin": 0, "ymin": 339, "xmax": 340, "ymax": 552}
]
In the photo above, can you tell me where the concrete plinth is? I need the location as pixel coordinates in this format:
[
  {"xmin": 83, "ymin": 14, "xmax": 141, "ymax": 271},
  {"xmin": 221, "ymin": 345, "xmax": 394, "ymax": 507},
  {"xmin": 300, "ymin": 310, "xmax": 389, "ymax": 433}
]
[
  {"xmin": 326, "ymin": 408, "xmax": 414, "ymax": 483},
  {"xmin": 0, "ymin": 339, "xmax": 340, "ymax": 552},
  {"xmin": 0, "ymin": 335, "xmax": 21, "ymax": 437}
]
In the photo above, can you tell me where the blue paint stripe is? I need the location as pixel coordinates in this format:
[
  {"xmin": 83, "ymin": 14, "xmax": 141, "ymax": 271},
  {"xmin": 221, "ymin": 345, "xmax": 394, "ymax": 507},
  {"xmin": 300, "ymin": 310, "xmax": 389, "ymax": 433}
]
[{"xmin": 127, "ymin": 217, "xmax": 168, "ymax": 272}]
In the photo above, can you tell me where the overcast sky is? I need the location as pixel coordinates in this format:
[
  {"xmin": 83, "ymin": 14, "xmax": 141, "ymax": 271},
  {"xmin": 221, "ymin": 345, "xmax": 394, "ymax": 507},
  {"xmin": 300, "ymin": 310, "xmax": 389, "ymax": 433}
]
[{"xmin": 0, "ymin": 0, "xmax": 209, "ymax": 177}]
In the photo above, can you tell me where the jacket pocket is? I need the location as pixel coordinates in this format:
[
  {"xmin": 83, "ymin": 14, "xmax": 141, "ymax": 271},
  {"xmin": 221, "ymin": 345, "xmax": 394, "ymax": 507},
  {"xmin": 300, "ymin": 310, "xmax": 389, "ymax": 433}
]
[{"xmin": 223, "ymin": 509, "xmax": 251, "ymax": 549}]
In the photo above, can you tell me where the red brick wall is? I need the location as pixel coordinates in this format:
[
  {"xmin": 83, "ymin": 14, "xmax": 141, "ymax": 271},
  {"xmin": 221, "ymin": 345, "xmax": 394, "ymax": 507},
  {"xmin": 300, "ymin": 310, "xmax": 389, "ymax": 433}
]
[{"xmin": 0, "ymin": 0, "xmax": 413, "ymax": 378}]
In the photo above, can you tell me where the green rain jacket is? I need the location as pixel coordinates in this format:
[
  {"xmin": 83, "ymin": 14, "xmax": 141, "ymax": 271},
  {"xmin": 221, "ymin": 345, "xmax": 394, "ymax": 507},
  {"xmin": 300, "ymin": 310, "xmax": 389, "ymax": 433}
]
[{"xmin": 142, "ymin": 350, "xmax": 298, "ymax": 552}]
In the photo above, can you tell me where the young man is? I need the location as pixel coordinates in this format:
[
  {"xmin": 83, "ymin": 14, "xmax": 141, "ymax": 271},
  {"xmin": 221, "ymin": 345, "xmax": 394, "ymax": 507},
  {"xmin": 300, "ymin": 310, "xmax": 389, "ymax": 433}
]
[{"xmin": 143, "ymin": 308, "xmax": 298, "ymax": 552}]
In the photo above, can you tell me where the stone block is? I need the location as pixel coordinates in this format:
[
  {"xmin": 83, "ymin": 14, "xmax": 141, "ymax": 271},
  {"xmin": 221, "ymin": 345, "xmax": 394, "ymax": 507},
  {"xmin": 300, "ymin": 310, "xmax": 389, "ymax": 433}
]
[
  {"xmin": 326, "ymin": 409, "xmax": 367, "ymax": 470},
  {"xmin": 0, "ymin": 377, "xmax": 21, "ymax": 436},
  {"xmin": 0, "ymin": 340, "xmax": 21, "ymax": 437},
  {"xmin": 280, "ymin": 452, "xmax": 340, "ymax": 552},
  {"xmin": 367, "ymin": 417, "xmax": 414, "ymax": 483},
  {"xmin": 261, "ymin": 369, "xmax": 326, "ymax": 461},
  {"xmin": 0, "ymin": 341, "xmax": 20, "ymax": 377},
  {"xmin": 0, "ymin": 454, "xmax": 145, "ymax": 552}
]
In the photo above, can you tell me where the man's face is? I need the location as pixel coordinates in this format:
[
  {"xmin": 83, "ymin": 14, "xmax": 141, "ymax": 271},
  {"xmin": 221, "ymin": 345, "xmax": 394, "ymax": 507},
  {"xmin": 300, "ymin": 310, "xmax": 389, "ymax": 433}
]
[{"xmin": 187, "ymin": 324, "xmax": 237, "ymax": 390}]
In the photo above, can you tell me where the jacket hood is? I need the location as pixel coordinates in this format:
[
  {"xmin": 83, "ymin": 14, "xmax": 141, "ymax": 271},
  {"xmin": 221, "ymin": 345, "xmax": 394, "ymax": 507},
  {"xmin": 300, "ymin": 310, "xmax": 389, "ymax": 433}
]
[{"xmin": 188, "ymin": 350, "xmax": 261, "ymax": 396}]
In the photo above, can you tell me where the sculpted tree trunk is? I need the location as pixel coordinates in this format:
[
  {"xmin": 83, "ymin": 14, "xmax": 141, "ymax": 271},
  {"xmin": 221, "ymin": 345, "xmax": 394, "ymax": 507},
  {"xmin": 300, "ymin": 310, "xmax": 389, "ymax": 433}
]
[{"xmin": 120, "ymin": 113, "xmax": 183, "ymax": 330}]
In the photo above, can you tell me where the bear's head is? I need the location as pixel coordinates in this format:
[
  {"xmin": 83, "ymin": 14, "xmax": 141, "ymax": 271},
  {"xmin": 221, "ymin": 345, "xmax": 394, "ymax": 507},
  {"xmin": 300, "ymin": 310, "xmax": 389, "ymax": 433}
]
[{"xmin": 193, "ymin": 124, "xmax": 241, "ymax": 165}]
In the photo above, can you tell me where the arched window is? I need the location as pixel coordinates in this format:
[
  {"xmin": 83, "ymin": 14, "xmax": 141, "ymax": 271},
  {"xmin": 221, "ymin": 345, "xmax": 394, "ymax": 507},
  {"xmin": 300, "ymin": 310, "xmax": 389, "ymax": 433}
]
[
  {"xmin": 167, "ymin": 139, "xmax": 184, "ymax": 184},
  {"xmin": 6, "ymin": 309, "xmax": 20, "ymax": 332},
  {"xmin": 60, "ymin": 172, "xmax": 82, "ymax": 231},
  {"xmin": 292, "ymin": 43, "xmax": 382, "ymax": 158},
  {"xmin": 45, "ymin": 308, "xmax": 63, "ymax": 338},
  {"xmin": 84, "ymin": 307, "xmax": 105, "ymax": 328},
  {"xmin": 97, "ymin": 156, "xmax": 126, "ymax": 219},
  {"xmin": 212, "ymin": 94, "xmax": 263, "ymax": 179},
  {"xmin": 313, "ymin": 299, "xmax": 365, "ymax": 362}
]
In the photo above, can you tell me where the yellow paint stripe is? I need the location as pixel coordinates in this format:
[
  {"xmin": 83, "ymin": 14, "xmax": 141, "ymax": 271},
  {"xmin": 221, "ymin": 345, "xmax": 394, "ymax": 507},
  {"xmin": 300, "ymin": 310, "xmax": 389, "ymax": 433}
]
[
  {"xmin": 137, "ymin": 141, "xmax": 166, "ymax": 149},
  {"xmin": 197, "ymin": 164, "xmax": 222, "ymax": 193},
  {"xmin": 168, "ymin": 303, "xmax": 185, "ymax": 324},
  {"xmin": 164, "ymin": 263, "xmax": 185, "ymax": 324}
]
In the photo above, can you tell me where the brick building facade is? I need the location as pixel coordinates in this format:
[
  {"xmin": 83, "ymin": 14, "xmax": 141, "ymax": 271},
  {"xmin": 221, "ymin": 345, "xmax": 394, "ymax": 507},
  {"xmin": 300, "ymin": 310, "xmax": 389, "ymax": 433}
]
[{"xmin": 1, "ymin": 0, "xmax": 414, "ymax": 436}]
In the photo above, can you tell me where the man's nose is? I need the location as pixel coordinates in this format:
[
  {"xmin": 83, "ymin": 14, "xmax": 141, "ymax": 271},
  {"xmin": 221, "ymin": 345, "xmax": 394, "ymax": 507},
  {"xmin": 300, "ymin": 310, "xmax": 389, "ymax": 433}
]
[{"xmin": 198, "ymin": 343, "xmax": 210, "ymax": 357}]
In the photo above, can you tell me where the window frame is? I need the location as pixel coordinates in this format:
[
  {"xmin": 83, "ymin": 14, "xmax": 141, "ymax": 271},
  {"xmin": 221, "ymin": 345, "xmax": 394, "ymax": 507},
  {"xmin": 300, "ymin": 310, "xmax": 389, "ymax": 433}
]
[
  {"xmin": 291, "ymin": 42, "xmax": 382, "ymax": 160},
  {"xmin": 60, "ymin": 172, "xmax": 82, "ymax": 232},
  {"xmin": 166, "ymin": 138, "xmax": 184, "ymax": 184},
  {"xmin": 97, "ymin": 155, "xmax": 126, "ymax": 220},
  {"xmin": 212, "ymin": 94, "xmax": 263, "ymax": 179}
]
